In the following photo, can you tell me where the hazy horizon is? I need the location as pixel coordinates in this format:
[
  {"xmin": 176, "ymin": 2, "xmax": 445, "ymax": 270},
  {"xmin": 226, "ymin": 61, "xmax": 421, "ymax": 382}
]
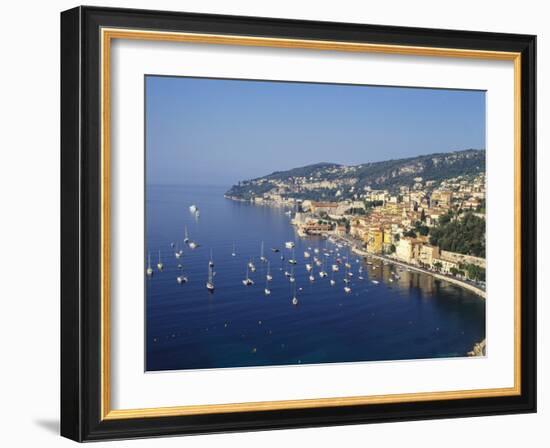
[{"xmin": 146, "ymin": 76, "xmax": 486, "ymax": 186}]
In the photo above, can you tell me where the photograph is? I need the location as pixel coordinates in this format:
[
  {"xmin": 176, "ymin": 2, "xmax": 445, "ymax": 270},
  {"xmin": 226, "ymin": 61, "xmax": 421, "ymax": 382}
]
[{"xmin": 144, "ymin": 76, "xmax": 487, "ymax": 372}]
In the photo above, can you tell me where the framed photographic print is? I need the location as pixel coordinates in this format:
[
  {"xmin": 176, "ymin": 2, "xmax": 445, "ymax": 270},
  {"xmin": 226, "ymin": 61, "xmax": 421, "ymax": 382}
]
[{"xmin": 60, "ymin": 6, "xmax": 536, "ymax": 442}]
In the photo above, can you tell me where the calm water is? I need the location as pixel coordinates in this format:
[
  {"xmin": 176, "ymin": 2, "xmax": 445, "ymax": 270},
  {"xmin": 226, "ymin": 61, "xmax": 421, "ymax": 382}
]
[{"xmin": 146, "ymin": 185, "xmax": 486, "ymax": 371}]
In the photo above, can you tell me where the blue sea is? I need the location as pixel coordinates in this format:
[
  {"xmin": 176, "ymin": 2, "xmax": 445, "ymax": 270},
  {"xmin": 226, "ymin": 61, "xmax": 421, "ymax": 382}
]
[{"xmin": 145, "ymin": 184, "xmax": 486, "ymax": 371}]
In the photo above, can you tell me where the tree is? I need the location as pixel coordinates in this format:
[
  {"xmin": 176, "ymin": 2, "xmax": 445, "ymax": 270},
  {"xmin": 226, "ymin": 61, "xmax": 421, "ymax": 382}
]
[
  {"xmin": 420, "ymin": 209, "xmax": 426, "ymax": 222},
  {"xmin": 433, "ymin": 261, "xmax": 443, "ymax": 272},
  {"xmin": 414, "ymin": 220, "xmax": 430, "ymax": 236},
  {"xmin": 465, "ymin": 263, "xmax": 486, "ymax": 282},
  {"xmin": 403, "ymin": 229, "xmax": 417, "ymax": 238},
  {"xmin": 429, "ymin": 212, "xmax": 485, "ymax": 257}
]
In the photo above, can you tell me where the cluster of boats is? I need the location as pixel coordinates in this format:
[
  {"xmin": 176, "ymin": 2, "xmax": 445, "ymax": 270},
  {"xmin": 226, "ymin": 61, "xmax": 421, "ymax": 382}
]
[
  {"xmin": 146, "ymin": 224, "xmax": 200, "ymax": 284},
  {"xmin": 146, "ymin": 205, "xmax": 386, "ymax": 305}
]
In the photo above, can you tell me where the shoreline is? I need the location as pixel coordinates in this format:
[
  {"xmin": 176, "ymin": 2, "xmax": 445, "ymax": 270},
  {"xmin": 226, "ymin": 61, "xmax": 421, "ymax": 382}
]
[
  {"xmin": 358, "ymin": 250, "xmax": 486, "ymax": 299},
  {"xmin": 224, "ymin": 195, "xmax": 487, "ymax": 299},
  {"xmin": 322, "ymin": 232, "xmax": 487, "ymax": 299}
]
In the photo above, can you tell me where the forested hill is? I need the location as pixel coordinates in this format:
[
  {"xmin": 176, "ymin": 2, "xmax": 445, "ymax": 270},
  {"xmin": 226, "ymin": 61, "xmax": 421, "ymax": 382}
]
[{"xmin": 225, "ymin": 149, "xmax": 485, "ymax": 200}]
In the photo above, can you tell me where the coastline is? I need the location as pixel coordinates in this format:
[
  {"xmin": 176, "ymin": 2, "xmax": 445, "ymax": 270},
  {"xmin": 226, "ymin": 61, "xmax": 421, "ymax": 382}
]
[{"xmin": 355, "ymin": 250, "xmax": 486, "ymax": 299}]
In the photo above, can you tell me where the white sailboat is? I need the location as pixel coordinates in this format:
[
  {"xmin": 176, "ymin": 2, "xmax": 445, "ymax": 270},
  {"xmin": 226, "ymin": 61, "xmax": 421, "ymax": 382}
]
[
  {"xmin": 206, "ymin": 263, "xmax": 215, "ymax": 292},
  {"xmin": 209, "ymin": 249, "xmax": 214, "ymax": 268},
  {"xmin": 291, "ymin": 283, "xmax": 298, "ymax": 306},
  {"xmin": 183, "ymin": 225, "xmax": 189, "ymax": 243},
  {"xmin": 176, "ymin": 268, "xmax": 188, "ymax": 284},
  {"xmin": 146, "ymin": 252, "xmax": 153, "ymax": 276},
  {"xmin": 157, "ymin": 250, "xmax": 164, "ymax": 271},
  {"xmin": 289, "ymin": 265, "xmax": 295, "ymax": 283},
  {"xmin": 330, "ymin": 268, "xmax": 335, "ymax": 286},
  {"xmin": 189, "ymin": 204, "xmax": 197, "ymax": 213},
  {"xmin": 288, "ymin": 248, "xmax": 297, "ymax": 265},
  {"xmin": 305, "ymin": 263, "xmax": 312, "ymax": 272},
  {"xmin": 303, "ymin": 251, "xmax": 311, "ymax": 258},
  {"xmin": 174, "ymin": 242, "xmax": 182, "ymax": 259},
  {"xmin": 309, "ymin": 264, "xmax": 315, "ymax": 282},
  {"xmin": 248, "ymin": 258, "xmax": 256, "ymax": 272},
  {"xmin": 344, "ymin": 285, "xmax": 352, "ymax": 293},
  {"xmin": 242, "ymin": 265, "xmax": 254, "ymax": 286},
  {"xmin": 266, "ymin": 261, "xmax": 273, "ymax": 281},
  {"xmin": 260, "ymin": 241, "xmax": 267, "ymax": 262},
  {"xmin": 264, "ymin": 274, "xmax": 271, "ymax": 295},
  {"xmin": 231, "ymin": 242, "xmax": 236, "ymax": 257},
  {"xmin": 285, "ymin": 241, "xmax": 295, "ymax": 249},
  {"xmin": 319, "ymin": 258, "xmax": 327, "ymax": 278}
]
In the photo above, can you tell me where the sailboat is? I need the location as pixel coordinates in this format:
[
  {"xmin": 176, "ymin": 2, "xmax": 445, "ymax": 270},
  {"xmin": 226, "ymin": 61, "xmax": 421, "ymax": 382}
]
[
  {"xmin": 344, "ymin": 285, "xmax": 352, "ymax": 293},
  {"xmin": 157, "ymin": 250, "xmax": 164, "ymax": 271},
  {"xmin": 319, "ymin": 258, "xmax": 328, "ymax": 278},
  {"xmin": 289, "ymin": 265, "xmax": 295, "ymax": 283},
  {"xmin": 330, "ymin": 268, "xmax": 335, "ymax": 286},
  {"xmin": 289, "ymin": 248, "xmax": 297, "ymax": 265},
  {"xmin": 260, "ymin": 241, "xmax": 267, "ymax": 262},
  {"xmin": 264, "ymin": 274, "xmax": 271, "ymax": 295},
  {"xmin": 176, "ymin": 267, "xmax": 188, "ymax": 284},
  {"xmin": 183, "ymin": 225, "xmax": 189, "ymax": 243},
  {"xmin": 291, "ymin": 283, "xmax": 298, "ymax": 306},
  {"xmin": 146, "ymin": 252, "xmax": 153, "ymax": 276},
  {"xmin": 303, "ymin": 250, "xmax": 311, "ymax": 258},
  {"xmin": 206, "ymin": 263, "xmax": 215, "ymax": 292},
  {"xmin": 242, "ymin": 264, "xmax": 254, "ymax": 285},
  {"xmin": 248, "ymin": 258, "xmax": 256, "ymax": 272},
  {"xmin": 189, "ymin": 204, "xmax": 197, "ymax": 213},
  {"xmin": 231, "ymin": 242, "xmax": 236, "ymax": 257},
  {"xmin": 174, "ymin": 242, "xmax": 182, "ymax": 259},
  {"xmin": 305, "ymin": 263, "xmax": 312, "ymax": 272},
  {"xmin": 209, "ymin": 249, "xmax": 214, "ymax": 268},
  {"xmin": 266, "ymin": 261, "xmax": 273, "ymax": 281},
  {"xmin": 188, "ymin": 240, "xmax": 198, "ymax": 250},
  {"xmin": 309, "ymin": 264, "xmax": 315, "ymax": 282}
]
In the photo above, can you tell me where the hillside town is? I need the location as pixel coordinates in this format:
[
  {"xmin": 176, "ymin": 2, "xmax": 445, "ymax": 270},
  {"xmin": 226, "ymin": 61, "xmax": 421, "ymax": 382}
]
[{"xmin": 231, "ymin": 172, "xmax": 487, "ymax": 288}]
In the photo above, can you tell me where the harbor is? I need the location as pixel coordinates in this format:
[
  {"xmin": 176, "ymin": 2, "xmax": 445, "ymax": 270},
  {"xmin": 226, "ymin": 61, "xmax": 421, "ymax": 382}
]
[{"xmin": 145, "ymin": 184, "xmax": 486, "ymax": 371}]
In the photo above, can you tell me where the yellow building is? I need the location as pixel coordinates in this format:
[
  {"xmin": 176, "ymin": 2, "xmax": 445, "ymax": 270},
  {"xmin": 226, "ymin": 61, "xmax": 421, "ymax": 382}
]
[
  {"xmin": 395, "ymin": 237, "xmax": 423, "ymax": 263},
  {"xmin": 366, "ymin": 228, "xmax": 384, "ymax": 254},
  {"xmin": 418, "ymin": 244, "xmax": 440, "ymax": 267}
]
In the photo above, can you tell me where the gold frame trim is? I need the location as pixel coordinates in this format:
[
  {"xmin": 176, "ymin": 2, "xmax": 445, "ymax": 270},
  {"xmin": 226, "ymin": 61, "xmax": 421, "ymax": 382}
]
[{"xmin": 100, "ymin": 28, "xmax": 522, "ymax": 421}]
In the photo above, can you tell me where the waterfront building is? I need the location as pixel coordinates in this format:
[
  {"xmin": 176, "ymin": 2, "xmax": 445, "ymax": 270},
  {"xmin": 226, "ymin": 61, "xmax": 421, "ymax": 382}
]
[{"xmin": 366, "ymin": 228, "xmax": 384, "ymax": 254}]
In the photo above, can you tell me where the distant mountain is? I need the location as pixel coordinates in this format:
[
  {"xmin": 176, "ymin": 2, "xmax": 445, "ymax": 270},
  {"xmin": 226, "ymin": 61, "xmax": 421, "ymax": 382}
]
[{"xmin": 225, "ymin": 149, "xmax": 485, "ymax": 201}]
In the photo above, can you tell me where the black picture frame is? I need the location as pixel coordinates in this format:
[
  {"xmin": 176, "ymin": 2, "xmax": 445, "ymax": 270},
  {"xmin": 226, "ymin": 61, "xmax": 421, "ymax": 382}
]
[{"xmin": 61, "ymin": 5, "xmax": 536, "ymax": 442}]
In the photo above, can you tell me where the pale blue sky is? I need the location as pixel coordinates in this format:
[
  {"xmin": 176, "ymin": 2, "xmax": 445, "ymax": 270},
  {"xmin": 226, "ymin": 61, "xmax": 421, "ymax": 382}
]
[{"xmin": 145, "ymin": 76, "xmax": 485, "ymax": 186}]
